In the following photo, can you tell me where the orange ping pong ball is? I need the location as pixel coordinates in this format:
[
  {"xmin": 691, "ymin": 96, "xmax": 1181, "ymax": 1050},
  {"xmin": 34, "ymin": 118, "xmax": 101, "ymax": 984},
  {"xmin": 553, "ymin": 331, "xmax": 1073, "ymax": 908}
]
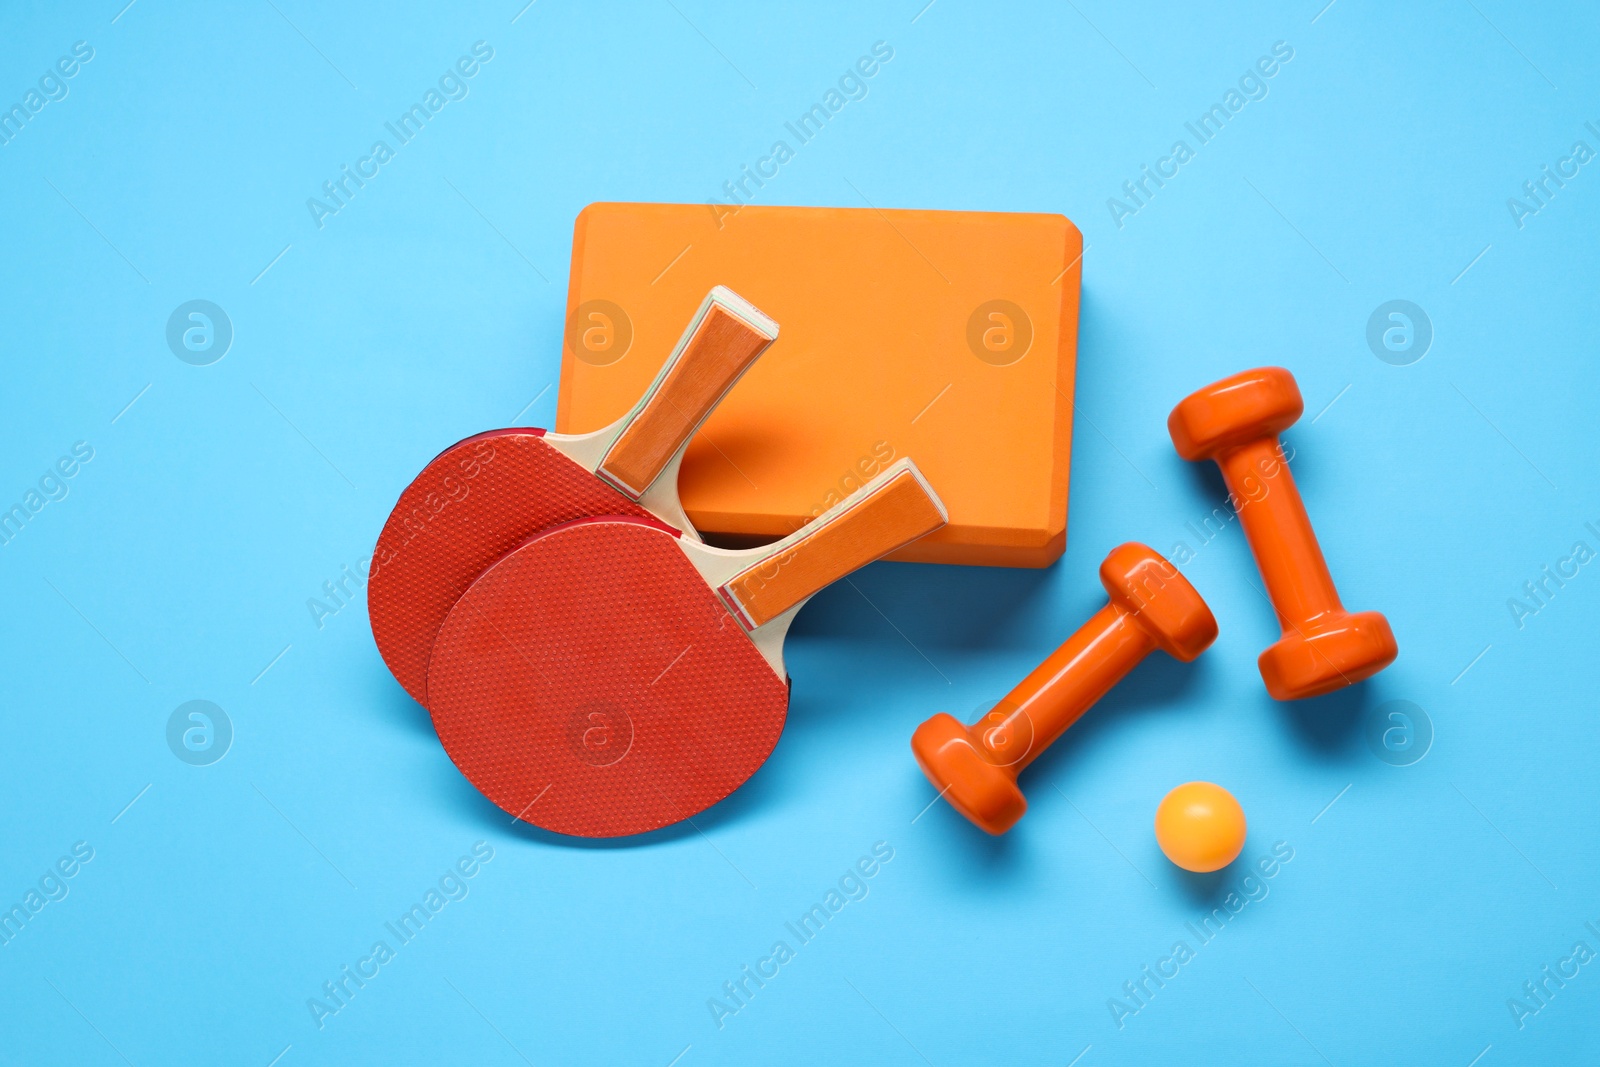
[{"xmin": 1155, "ymin": 782, "xmax": 1246, "ymax": 872}]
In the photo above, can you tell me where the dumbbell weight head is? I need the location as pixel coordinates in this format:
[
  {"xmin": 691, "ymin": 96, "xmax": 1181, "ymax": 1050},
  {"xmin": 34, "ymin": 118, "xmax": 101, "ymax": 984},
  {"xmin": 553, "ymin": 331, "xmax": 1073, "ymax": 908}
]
[
  {"xmin": 1099, "ymin": 543, "xmax": 1218, "ymax": 662},
  {"xmin": 1260, "ymin": 610, "xmax": 1398, "ymax": 700},
  {"xmin": 1167, "ymin": 366, "xmax": 1303, "ymax": 462},
  {"xmin": 910, "ymin": 708, "xmax": 1030, "ymax": 835}
]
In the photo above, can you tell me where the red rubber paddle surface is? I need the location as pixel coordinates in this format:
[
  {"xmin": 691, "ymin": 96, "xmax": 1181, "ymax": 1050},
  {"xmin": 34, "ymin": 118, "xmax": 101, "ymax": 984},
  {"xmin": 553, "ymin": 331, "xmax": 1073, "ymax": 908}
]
[
  {"xmin": 368, "ymin": 430, "xmax": 653, "ymax": 706},
  {"xmin": 427, "ymin": 518, "xmax": 790, "ymax": 838}
]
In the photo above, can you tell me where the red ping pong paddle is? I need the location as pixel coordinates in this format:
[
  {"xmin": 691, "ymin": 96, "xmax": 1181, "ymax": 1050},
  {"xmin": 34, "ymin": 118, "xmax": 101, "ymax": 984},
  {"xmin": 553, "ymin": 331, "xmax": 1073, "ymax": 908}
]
[
  {"xmin": 426, "ymin": 457, "xmax": 948, "ymax": 837},
  {"xmin": 369, "ymin": 286, "xmax": 778, "ymax": 706}
]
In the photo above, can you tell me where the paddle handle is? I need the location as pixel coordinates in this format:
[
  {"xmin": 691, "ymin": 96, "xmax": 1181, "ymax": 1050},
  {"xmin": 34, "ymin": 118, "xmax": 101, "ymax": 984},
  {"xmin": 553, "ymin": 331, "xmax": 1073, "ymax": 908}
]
[
  {"xmin": 597, "ymin": 286, "xmax": 777, "ymax": 497},
  {"xmin": 717, "ymin": 458, "xmax": 947, "ymax": 630}
]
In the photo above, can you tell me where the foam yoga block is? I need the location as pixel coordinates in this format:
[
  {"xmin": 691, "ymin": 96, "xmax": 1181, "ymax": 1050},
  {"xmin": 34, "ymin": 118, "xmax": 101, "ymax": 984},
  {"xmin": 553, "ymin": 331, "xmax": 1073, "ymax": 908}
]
[{"xmin": 556, "ymin": 202, "xmax": 1083, "ymax": 567}]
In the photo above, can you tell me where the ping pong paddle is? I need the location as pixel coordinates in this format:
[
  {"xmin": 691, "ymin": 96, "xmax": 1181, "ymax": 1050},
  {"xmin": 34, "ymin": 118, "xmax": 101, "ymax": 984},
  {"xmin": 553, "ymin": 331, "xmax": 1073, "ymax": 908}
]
[
  {"xmin": 369, "ymin": 286, "xmax": 778, "ymax": 706},
  {"xmin": 426, "ymin": 457, "xmax": 948, "ymax": 837}
]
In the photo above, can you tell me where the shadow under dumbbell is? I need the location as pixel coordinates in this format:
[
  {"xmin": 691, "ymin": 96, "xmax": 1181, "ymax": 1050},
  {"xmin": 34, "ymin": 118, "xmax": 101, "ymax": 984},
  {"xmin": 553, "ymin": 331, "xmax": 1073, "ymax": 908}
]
[
  {"xmin": 1276, "ymin": 681, "xmax": 1370, "ymax": 757},
  {"xmin": 911, "ymin": 781, "xmax": 1029, "ymax": 884}
]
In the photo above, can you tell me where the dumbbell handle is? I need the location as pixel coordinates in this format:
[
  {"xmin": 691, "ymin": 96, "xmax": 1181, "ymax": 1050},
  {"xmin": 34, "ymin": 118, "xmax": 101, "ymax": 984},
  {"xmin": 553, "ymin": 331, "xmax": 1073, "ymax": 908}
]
[
  {"xmin": 975, "ymin": 602, "xmax": 1155, "ymax": 773},
  {"xmin": 1218, "ymin": 438, "xmax": 1344, "ymax": 628}
]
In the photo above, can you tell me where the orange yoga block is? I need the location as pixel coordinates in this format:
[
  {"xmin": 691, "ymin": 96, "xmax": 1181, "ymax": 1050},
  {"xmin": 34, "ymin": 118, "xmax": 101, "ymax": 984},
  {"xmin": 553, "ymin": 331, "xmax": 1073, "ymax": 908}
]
[{"xmin": 555, "ymin": 202, "xmax": 1083, "ymax": 567}]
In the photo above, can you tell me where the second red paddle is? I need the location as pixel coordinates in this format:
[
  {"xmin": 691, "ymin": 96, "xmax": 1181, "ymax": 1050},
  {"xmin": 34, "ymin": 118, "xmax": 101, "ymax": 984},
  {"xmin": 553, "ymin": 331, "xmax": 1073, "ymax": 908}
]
[{"xmin": 426, "ymin": 457, "xmax": 947, "ymax": 837}]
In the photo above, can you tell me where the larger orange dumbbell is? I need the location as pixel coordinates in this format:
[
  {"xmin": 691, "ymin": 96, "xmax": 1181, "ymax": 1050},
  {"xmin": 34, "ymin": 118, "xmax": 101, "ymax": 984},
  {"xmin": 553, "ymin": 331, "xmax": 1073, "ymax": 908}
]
[
  {"xmin": 1168, "ymin": 367, "xmax": 1398, "ymax": 700},
  {"xmin": 912, "ymin": 544, "xmax": 1216, "ymax": 834}
]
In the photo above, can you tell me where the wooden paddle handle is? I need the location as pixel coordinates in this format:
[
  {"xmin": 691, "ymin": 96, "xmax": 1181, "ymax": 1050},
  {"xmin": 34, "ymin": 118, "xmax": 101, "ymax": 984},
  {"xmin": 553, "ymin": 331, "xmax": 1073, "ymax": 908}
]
[
  {"xmin": 718, "ymin": 458, "xmax": 947, "ymax": 630},
  {"xmin": 597, "ymin": 287, "xmax": 777, "ymax": 497}
]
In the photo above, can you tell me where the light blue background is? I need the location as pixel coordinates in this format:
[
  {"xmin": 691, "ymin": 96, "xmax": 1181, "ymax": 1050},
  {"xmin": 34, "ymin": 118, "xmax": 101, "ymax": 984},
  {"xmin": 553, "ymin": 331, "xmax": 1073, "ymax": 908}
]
[{"xmin": 2, "ymin": 1, "xmax": 1596, "ymax": 1064}]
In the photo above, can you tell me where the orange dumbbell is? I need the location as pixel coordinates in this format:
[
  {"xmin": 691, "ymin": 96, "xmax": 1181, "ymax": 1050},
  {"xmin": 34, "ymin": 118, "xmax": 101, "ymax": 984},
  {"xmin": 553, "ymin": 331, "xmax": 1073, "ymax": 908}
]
[
  {"xmin": 1168, "ymin": 366, "xmax": 1398, "ymax": 700},
  {"xmin": 911, "ymin": 544, "xmax": 1217, "ymax": 834}
]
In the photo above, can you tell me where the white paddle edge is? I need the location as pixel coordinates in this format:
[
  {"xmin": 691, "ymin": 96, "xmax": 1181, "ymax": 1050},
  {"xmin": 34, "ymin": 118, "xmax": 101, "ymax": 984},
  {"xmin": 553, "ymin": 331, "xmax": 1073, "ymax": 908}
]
[
  {"xmin": 677, "ymin": 456, "xmax": 946, "ymax": 678},
  {"xmin": 548, "ymin": 285, "xmax": 778, "ymax": 541}
]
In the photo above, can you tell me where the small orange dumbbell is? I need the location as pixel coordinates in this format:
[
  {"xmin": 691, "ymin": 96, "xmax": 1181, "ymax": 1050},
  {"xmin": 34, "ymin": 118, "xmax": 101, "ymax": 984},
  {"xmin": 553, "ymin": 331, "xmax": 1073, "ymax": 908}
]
[
  {"xmin": 1167, "ymin": 367, "xmax": 1398, "ymax": 700},
  {"xmin": 911, "ymin": 544, "xmax": 1217, "ymax": 834}
]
